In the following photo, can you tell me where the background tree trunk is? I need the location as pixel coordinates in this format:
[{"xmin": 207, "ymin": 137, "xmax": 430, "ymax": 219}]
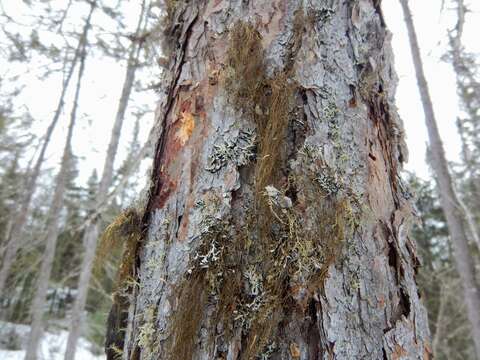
[
  {"xmin": 111, "ymin": 1, "xmax": 431, "ymax": 359},
  {"xmin": 0, "ymin": 2, "xmax": 94, "ymax": 297},
  {"xmin": 450, "ymin": 0, "xmax": 480, "ymax": 240},
  {"xmin": 64, "ymin": 2, "xmax": 149, "ymax": 358},
  {"xmin": 24, "ymin": 25, "xmax": 89, "ymax": 360},
  {"xmin": 400, "ymin": 0, "xmax": 480, "ymax": 357}
]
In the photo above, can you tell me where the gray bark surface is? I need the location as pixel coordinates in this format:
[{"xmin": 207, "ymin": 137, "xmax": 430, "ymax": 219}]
[
  {"xmin": 113, "ymin": 0, "xmax": 431, "ymax": 359},
  {"xmin": 0, "ymin": 4, "xmax": 94, "ymax": 297},
  {"xmin": 64, "ymin": 2, "xmax": 149, "ymax": 359},
  {"xmin": 400, "ymin": 0, "xmax": 480, "ymax": 357},
  {"xmin": 24, "ymin": 20, "xmax": 90, "ymax": 359}
]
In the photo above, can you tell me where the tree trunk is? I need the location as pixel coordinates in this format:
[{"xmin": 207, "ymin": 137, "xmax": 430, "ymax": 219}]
[
  {"xmin": 450, "ymin": 0, "xmax": 480, "ymax": 243},
  {"xmin": 64, "ymin": 2, "xmax": 148, "ymax": 358},
  {"xmin": 0, "ymin": 2, "xmax": 93, "ymax": 297},
  {"xmin": 24, "ymin": 20, "xmax": 90, "ymax": 359},
  {"xmin": 108, "ymin": 1, "xmax": 431, "ymax": 359},
  {"xmin": 400, "ymin": 0, "xmax": 480, "ymax": 357}
]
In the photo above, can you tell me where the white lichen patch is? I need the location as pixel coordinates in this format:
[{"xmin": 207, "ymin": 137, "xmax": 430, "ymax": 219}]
[
  {"xmin": 264, "ymin": 185, "xmax": 293, "ymax": 209},
  {"xmin": 244, "ymin": 266, "xmax": 263, "ymax": 297},
  {"xmin": 315, "ymin": 167, "xmax": 342, "ymax": 196},
  {"xmin": 206, "ymin": 128, "xmax": 256, "ymax": 172},
  {"xmin": 194, "ymin": 239, "xmax": 221, "ymax": 270},
  {"xmin": 258, "ymin": 341, "xmax": 278, "ymax": 360}
]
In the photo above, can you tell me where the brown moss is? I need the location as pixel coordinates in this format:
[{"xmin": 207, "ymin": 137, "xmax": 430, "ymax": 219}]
[
  {"xmin": 224, "ymin": 23, "xmax": 295, "ymax": 199},
  {"xmin": 168, "ymin": 271, "xmax": 207, "ymax": 360},
  {"xmin": 100, "ymin": 209, "xmax": 143, "ymax": 360},
  {"xmin": 224, "ymin": 22, "xmax": 266, "ymax": 116},
  {"xmin": 167, "ymin": 218, "xmax": 234, "ymax": 360},
  {"xmin": 95, "ymin": 208, "xmax": 143, "ymax": 290}
]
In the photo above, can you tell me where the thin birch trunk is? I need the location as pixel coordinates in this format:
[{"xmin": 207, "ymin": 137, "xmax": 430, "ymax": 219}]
[
  {"xmin": 64, "ymin": 2, "xmax": 149, "ymax": 358},
  {"xmin": 24, "ymin": 22, "xmax": 89, "ymax": 360},
  {"xmin": 400, "ymin": 0, "xmax": 480, "ymax": 357},
  {"xmin": 109, "ymin": 1, "xmax": 431, "ymax": 359},
  {"xmin": 0, "ymin": 3, "xmax": 94, "ymax": 297}
]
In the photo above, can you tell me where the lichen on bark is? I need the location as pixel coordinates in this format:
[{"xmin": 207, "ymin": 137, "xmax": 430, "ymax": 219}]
[{"xmin": 110, "ymin": 1, "xmax": 432, "ymax": 359}]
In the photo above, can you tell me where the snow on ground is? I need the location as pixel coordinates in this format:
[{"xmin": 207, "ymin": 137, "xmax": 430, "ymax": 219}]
[{"xmin": 0, "ymin": 322, "xmax": 105, "ymax": 360}]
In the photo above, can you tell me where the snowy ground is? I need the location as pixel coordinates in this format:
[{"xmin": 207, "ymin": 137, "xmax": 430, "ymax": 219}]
[{"xmin": 0, "ymin": 322, "xmax": 105, "ymax": 360}]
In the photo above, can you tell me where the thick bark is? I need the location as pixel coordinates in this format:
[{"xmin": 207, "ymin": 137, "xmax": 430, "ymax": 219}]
[
  {"xmin": 109, "ymin": 1, "xmax": 430, "ymax": 359},
  {"xmin": 24, "ymin": 23, "xmax": 89, "ymax": 360},
  {"xmin": 400, "ymin": 0, "xmax": 480, "ymax": 357},
  {"xmin": 64, "ymin": 2, "xmax": 149, "ymax": 359},
  {"xmin": 0, "ymin": 3, "xmax": 93, "ymax": 297}
]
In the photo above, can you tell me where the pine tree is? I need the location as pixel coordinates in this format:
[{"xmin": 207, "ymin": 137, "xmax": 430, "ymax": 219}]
[
  {"xmin": 64, "ymin": 1, "xmax": 154, "ymax": 358},
  {"xmin": 0, "ymin": 0, "xmax": 96, "ymax": 296},
  {"xmin": 25, "ymin": 8, "xmax": 92, "ymax": 356},
  {"xmin": 400, "ymin": 0, "xmax": 480, "ymax": 356},
  {"xmin": 107, "ymin": 1, "xmax": 431, "ymax": 359}
]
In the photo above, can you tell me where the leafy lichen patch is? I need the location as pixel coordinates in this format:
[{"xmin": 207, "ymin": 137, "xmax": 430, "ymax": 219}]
[{"xmin": 205, "ymin": 128, "xmax": 256, "ymax": 173}]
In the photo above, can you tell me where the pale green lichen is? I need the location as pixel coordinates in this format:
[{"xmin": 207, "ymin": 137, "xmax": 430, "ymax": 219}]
[
  {"xmin": 137, "ymin": 305, "xmax": 158, "ymax": 358},
  {"xmin": 257, "ymin": 341, "xmax": 278, "ymax": 359},
  {"xmin": 315, "ymin": 167, "xmax": 342, "ymax": 196},
  {"xmin": 206, "ymin": 128, "xmax": 256, "ymax": 173},
  {"xmin": 323, "ymin": 101, "xmax": 339, "ymax": 123}
]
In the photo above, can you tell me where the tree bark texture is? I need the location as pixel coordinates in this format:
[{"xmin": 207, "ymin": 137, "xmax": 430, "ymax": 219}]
[
  {"xmin": 400, "ymin": 0, "xmax": 480, "ymax": 357},
  {"xmin": 110, "ymin": 1, "xmax": 430, "ymax": 359}
]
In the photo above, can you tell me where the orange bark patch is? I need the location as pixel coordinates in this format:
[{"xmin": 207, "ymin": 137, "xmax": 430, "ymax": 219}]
[
  {"xmin": 290, "ymin": 343, "xmax": 301, "ymax": 358},
  {"xmin": 423, "ymin": 343, "xmax": 433, "ymax": 359},
  {"xmin": 392, "ymin": 344, "xmax": 408, "ymax": 360},
  {"xmin": 378, "ymin": 294, "xmax": 386, "ymax": 308},
  {"xmin": 176, "ymin": 110, "xmax": 195, "ymax": 145},
  {"xmin": 155, "ymin": 178, "xmax": 177, "ymax": 209}
]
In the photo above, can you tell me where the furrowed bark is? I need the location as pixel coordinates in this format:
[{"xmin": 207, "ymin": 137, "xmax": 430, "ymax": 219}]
[
  {"xmin": 64, "ymin": 2, "xmax": 149, "ymax": 358},
  {"xmin": 400, "ymin": 0, "xmax": 480, "ymax": 357},
  {"xmin": 112, "ymin": 1, "xmax": 430, "ymax": 359},
  {"xmin": 24, "ymin": 17, "xmax": 90, "ymax": 359}
]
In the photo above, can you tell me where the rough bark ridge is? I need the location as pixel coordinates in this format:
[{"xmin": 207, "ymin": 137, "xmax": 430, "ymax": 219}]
[{"xmin": 110, "ymin": 1, "xmax": 430, "ymax": 359}]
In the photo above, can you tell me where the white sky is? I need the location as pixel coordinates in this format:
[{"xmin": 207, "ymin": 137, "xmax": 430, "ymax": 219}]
[
  {"xmin": 384, "ymin": 0, "xmax": 479, "ymax": 178},
  {"xmin": 2, "ymin": 0, "xmax": 479, "ymax": 187}
]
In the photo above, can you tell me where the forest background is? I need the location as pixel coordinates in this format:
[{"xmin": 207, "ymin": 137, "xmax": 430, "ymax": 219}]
[{"xmin": 0, "ymin": 0, "xmax": 479, "ymax": 359}]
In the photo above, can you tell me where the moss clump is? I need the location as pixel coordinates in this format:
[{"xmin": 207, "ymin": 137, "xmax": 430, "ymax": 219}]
[
  {"xmin": 95, "ymin": 209, "xmax": 143, "ymax": 290},
  {"xmin": 99, "ymin": 209, "xmax": 144, "ymax": 360},
  {"xmin": 168, "ymin": 272, "xmax": 206, "ymax": 360},
  {"xmin": 224, "ymin": 22, "xmax": 266, "ymax": 116},
  {"xmin": 137, "ymin": 305, "xmax": 158, "ymax": 357}
]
